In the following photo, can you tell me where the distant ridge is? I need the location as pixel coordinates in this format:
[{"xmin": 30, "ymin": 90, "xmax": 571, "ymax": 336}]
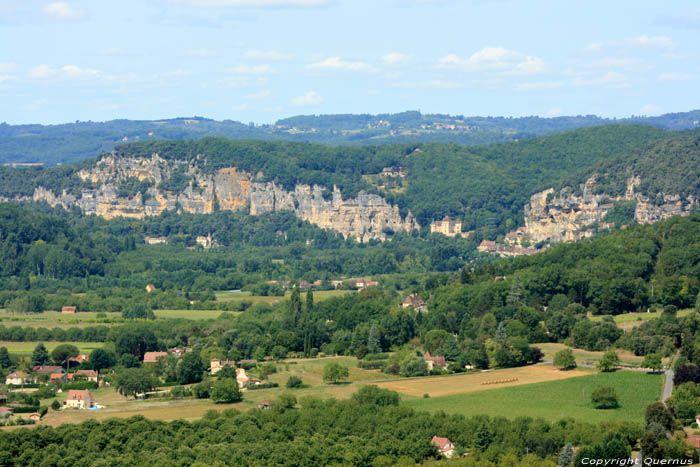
[{"xmin": 1, "ymin": 109, "xmax": 698, "ymax": 165}]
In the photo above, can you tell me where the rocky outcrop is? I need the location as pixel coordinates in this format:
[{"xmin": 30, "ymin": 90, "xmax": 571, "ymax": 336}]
[
  {"xmin": 522, "ymin": 176, "xmax": 697, "ymax": 243},
  {"xmin": 29, "ymin": 152, "xmax": 417, "ymax": 242}
]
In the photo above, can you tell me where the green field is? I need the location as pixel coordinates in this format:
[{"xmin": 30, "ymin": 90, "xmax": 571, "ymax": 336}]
[
  {"xmin": 402, "ymin": 371, "xmax": 663, "ymax": 423},
  {"xmin": 0, "ymin": 341, "xmax": 104, "ymax": 355},
  {"xmin": 215, "ymin": 289, "xmax": 352, "ymax": 304},
  {"xmin": 589, "ymin": 308, "xmax": 694, "ymax": 330}
]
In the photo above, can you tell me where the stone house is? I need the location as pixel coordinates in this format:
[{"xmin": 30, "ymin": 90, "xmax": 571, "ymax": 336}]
[
  {"xmin": 210, "ymin": 359, "xmax": 237, "ymax": 375},
  {"xmin": 430, "ymin": 216, "xmax": 462, "ymax": 237},
  {"xmin": 424, "ymin": 351, "xmax": 448, "ymax": 371},
  {"xmin": 402, "ymin": 293, "xmax": 428, "ymax": 313},
  {"xmin": 75, "ymin": 370, "xmax": 99, "ymax": 383},
  {"xmin": 5, "ymin": 371, "xmax": 31, "ymax": 385}
]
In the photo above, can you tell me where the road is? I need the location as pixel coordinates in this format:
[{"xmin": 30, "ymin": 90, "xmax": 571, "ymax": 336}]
[{"xmin": 662, "ymin": 368, "xmax": 674, "ymax": 405}]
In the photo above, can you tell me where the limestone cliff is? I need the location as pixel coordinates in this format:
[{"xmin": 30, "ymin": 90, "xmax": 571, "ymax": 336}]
[
  {"xmin": 30, "ymin": 152, "xmax": 417, "ymax": 242},
  {"xmin": 522, "ymin": 176, "xmax": 697, "ymax": 243}
]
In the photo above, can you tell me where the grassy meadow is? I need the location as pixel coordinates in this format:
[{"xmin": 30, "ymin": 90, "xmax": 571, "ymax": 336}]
[
  {"xmin": 402, "ymin": 370, "xmax": 663, "ymax": 423},
  {"xmin": 536, "ymin": 342, "xmax": 648, "ymax": 367}
]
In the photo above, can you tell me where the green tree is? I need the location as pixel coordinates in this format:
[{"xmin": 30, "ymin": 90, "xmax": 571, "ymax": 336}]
[
  {"xmin": 322, "ymin": 362, "xmax": 349, "ymax": 384},
  {"xmin": 32, "ymin": 343, "xmax": 50, "ymax": 367},
  {"xmin": 51, "ymin": 344, "xmax": 79, "ymax": 368},
  {"xmin": 645, "ymin": 401, "xmax": 679, "ymax": 432},
  {"xmin": 277, "ymin": 392, "xmax": 297, "ymax": 409},
  {"xmin": 89, "ymin": 348, "xmax": 114, "ymax": 372},
  {"xmin": 286, "ymin": 376, "xmax": 303, "ymax": 388},
  {"xmin": 553, "ymin": 348, "xmax": 576, "ymax": 370},
  {"xmin": 642, "ymin": 353, "xmax": 663, "ymax": 373},
  {"xmin": 114, "ymin": 368, "xmax": 157, "ymax": 399},
  {"xmin": 367, "ymin": 324, "xmax": 381, "ymax": 354},
  {"xmin": 0, "ymin": 347, "xmax": 11, "ymax": 368},
  {"xmin": 177, "ymin": 352, "xmax": 204, "ymax": 384},
  {"xmin": 596, "ymin": 350, "xmax": 620, "ymax": 372},
  {"xmin": 50, "ymin": 399, "xmax": 60, "ymax": 410},
  {"xmin": 558, "ymin": 443, "xmax": 574, "ymax": 467},
  {"xmin": 122, "ymin": 303, "xmax": 155, "ymax": 320},
  {"xmin": 351, "ymin": 385, "xmax": 400, "ymax": 407},
  {"xmin": 591, "ymin": 386, "xmax": 619, "ymax": 409},
  {"xmin": 210, "ymin": 378, "xmax": 242, "ymax": 403}
]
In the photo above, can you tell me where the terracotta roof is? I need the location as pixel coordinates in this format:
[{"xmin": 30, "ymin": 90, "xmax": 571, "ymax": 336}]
[
  {"xmin": 75, "ymin": 370, "xmax": 98, "ymax": 378},
  {"xmin": 431, "ymin": 436, "xmax": 454, "ymax": 453},
  {"xmin": 142, "ymin": 352, "xmax": 168, "ymax": 363},
  {"xmin": 66, "ymin": 390, "xmax": 95, "ymax": 404},
  {"xmin": 0, "ymin": 407, "xmax": 14, "ymax": 413},
  {"xmin": 34, "ymin": 365, "xmax": 63, "ymax": 374}
]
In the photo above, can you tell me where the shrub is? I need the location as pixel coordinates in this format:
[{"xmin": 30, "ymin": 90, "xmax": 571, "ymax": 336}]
[
  {"xmin": 286, "ymin": 376, "xmax": 303, "ymax": 389},
  {"xmin": 591, "ymin": 386, "xmax": 619, "ymax": 409}
]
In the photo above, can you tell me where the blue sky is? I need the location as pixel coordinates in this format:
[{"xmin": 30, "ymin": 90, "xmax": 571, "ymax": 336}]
[{"xmin": 1, "ymin": 0, "xmax": 699, "ymax": 124}]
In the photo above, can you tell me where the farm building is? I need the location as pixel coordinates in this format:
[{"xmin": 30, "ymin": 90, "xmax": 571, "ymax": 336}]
[
  {"xmin": 142, "ymin": 352, "xmax": 168, "ymax": 364},
  {"xmin": 431, "ymin": 436, "xmax": 456, "ymax": 458},
  {"xmin": 61, "ymin": 306, "xmax": 77, "ymax": 314}
]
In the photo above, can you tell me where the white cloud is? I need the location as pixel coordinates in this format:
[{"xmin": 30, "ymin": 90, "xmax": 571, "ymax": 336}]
[
  {"xmin": 572, "ymin": 71, "xmax": 629, "ymax": 88},
  {"xmin": 0, "ymin": 63, "xmax": 17, "ymax": 73},
  {"xmin": 587, "ymin": 35, "xmax": 676, "ymax": 52},
  {"xmin": 226, "ymin": 64, "xmax": 273, "ymax": 74},
  {"xmin": 428, "ymin": 80, "xmax": 461, "ymax": 89},
  {"xmin": 546, "ymin": 107, "xmax": 563, "ymax": 117},
  {"xmin": 245, "ymin": 90, "xmax": 273, "ymax": 99},
  {"xmin": 658, "ymin": 72, "xmax": 695, "ymax": 81},
  {"xmin": 172, "ymin": 0, "xmax": 329, "ymax": 7},
  {"xmin": 28, "ymin": 64, "xmax": 104, "ymax": 80},
  {"xmin": 292, "ymin": 91, "xmax": 323, "ymax": 106},
  {"xmin": 99, "ymin": 47, "xmax": 126, "ymax": 56},
  {"xmin": 308, "ymin": 57, "xmax": 374, "ymax": 72},
  {"xmin": 23, "ymin": 99, "xmax": 49, "ymax": 111},
  {"xmin": 185, "ymin": 48, "xmax": 217, "ymax": 58},
  {"xmin": 43, "ymin": 2, "xmax": 86, "ymax": 20},
  {"xmin": 515, "ymin": 81, "xmax": 565, "ymax": 91},
  {"xmin": 381, "ymin": 53, "xmax": 412, "ymax": 65},
  {"xmin": 243, "ymin": 50, "xmax": 290, "ymax": 61},
  {"xmin": 639, "ymin": 104, "xmax": 660, "ymax": 115},
  {"xmin": 438, "ymin": 47, "xmax": 544, "ymax": 75}
]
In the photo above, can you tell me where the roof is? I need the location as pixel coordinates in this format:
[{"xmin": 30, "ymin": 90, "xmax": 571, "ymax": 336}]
[
  {"xmin": 66, "ymin": 390, "xmax": 95, "ymax": 403},
  {"xmin": 34, "ymin": 365, "xmax": 63, "ymax": 373},
  {"xmin": 7, "ymin": 371, "xmax": 28, "ymax": 378},
  {"xmin": 62, "ymin": 306, "xmax": 77, "ymax": 312},
  {"xmin": 403, "ymin": 294, "xmax": 427, "ymax": 308},
  {"xmin": 426, "ymin": 355, "xmax": 447, "ymax": 367},
  {"xmin": 50, "ymin": 373, "xmax": 65, "ymax": 380},
  {"xmin": 142, "ymin": 351, "xmax": 168, "ymax": 363},
  {"xmin": 258, "ymin": 400, "xmax": 272, "ymax": 407},
  {"xmin": 75, "ymin": 370, "xmax": 98, "ymax": 377},
  {"xmin": 0, "ymin": 407, "xmax": 14, "ymax": 413},
  {"xmin": 431, "ymin": 436, "xmax": 454, "ymax": 452}
]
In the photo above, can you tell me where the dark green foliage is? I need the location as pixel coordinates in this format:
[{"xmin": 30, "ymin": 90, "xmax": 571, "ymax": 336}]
[
  {"xmin": 286, "ymin": 376, "xmax": 303, "ymax": 388},
  {"xmin": 50, "ymin": 344, "xmax": 79, "ymax": 367},
  {"xmin": 597, "ymin": 351, "xmax": 621, "ymax": 372},
  {"xmin": 0, "ymin": 347, "xmax": 12, "ymax": 368},
  {"xmin": 351, "ymin": 385, "xmax": 400, "ymax": 407},
  {"xmin": 553, "ymin": 349, "xmax": 576, "ymax": 370},
  {"xmin": 114, "ymin": 367, "xmax": 157, "ymax": 398},
  {"xmin": 591, "ymin": 386, "xmax": 619, "ymax": 409},
  {"xmin": 89, "ymin": 348, "xmax": 115, "ymax": 372},
  {"xmin": 645, "ymin": 401, "xmax": 679, "ymax": 432},
  {"xmin": 177, "ymin": 352, "xmax": 204, "ymax": 385},
  {"xmin": 31, "ymin": 343, "xmax": 49, "ymax": 366},
  {"xmin": 322, "ymin": 362, "xmax": 349, "ymax": 383},
  {"xmin": 210, "ymin": 378, "xmax": 242, "ymax": 403},
  {"xmin": 122, "ymin": 303, "xmax": 155, "ymax": 320},
  {"xmin": 50, "ymin": 400, "xmax": 60, "ymax": 410}
]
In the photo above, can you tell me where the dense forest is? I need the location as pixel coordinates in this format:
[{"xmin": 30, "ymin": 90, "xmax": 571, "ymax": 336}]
[
  {"xmin": 0, "ymin": 125, "xmax": 677, "ymax": 238},
  {"xmin": 1, "ymin": 110, "xmax": 699, "ymax": 165}
]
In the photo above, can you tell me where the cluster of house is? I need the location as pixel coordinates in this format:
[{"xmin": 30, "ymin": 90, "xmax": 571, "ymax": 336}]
[
  {"xmin": 265, "ymin": 277, "xmax": 379, "ymax": 291},
  {"xmin": 477, "ymin": 240, "xmax": 543, "ymax": 257},
  {"xmin": 144, "ymin": 236, "xmax": 168, "ymax": 245},
  {"xmin": 402, "ymin": 293, "xmax": 428, "ymax": 313},
  {"xmin": 5, "ymin": 358, "xmax": 98, "ymax": 387}
]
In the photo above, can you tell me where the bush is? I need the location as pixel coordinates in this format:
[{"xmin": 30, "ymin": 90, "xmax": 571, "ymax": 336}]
[
  {"xmin": 351, "ymin": 385, "xmax": 400, "ymax": 407},
  {"xmin": 62, "ymin": 381, "xmax": 98, "ymax": 390},
  {"xmin": 211, "ymin": 378, "xmax": 243, "ymax": 403},
  {"xmin": 193, "ymin": 381, "xmax": 212, "ymax": 399},
  {"xmin": 247, "ymin": 382, "xmax": 279, "ymax": 390},
  {"xmin": 286, "ymin": 376, "xmax": 303, "ymax": 388},
  {"xmin": 50, "ymin": 400, "xmax": 61, "ymax": 410},
  {"xmin": 358, "ymin": 360, "xmax": 384, "ymax": 370},
  {"xmin": 591, "ymin": 386, "xmax": 619, "ymax": 409},
  {"xmin": 553, "ymin": 348, "xmax": 577, "ymax": 370}
]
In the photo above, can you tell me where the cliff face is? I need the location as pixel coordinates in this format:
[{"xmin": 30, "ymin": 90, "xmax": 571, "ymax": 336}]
[
  {"xmin": 30, "ymin": 153, "xmax": 417, "ymax": 242},
  {"xmin": 523, "ymin": 176, "xmax": 697, "ymax": 243}
]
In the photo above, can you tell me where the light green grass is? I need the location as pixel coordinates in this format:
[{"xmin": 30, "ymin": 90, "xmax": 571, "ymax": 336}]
[
  {"xmin": 214, "ymin": 289, "xmax": 352, "ymax": 304},
  {"xmin": 402, "ymin": 371, "xmax": 663, "ymax": 423},
  {"xmin": 154, "ymin": 309, "xmax": 237, "ymax": 320},
  {"xmin": 589, "ymin": 308, "xmax": 694, "ymax": 329},
  {"xmin": 0, "ymin": 341, "xmax": 104, "ymax": 355}
]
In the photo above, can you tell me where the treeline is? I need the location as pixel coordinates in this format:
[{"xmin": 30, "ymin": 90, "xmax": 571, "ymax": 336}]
[{"xmin": 0, "ymin": 396, "xmax": 646, "ymax": 466}]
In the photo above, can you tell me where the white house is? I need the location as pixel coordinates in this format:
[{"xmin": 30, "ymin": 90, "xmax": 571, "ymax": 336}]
[{"xmin": 64, "ymin": 390, "xmax": 96, "ymax": 410}]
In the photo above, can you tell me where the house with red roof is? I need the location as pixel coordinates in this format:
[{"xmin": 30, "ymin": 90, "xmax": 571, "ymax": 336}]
[
  {"xmin": 61, "ymin": 306, "xmax": 77, "ymax": 314},
  {"xmin": 142, "ymin": 352, "xmax": 168, "ymax": 364},
  {"xmin": 64, "ymin": 390, "xmax": 96, "ymax": 410},
  {"xmin": 29, "ymin": 412, "xmax": 41, "ymax": 422},
  {"xmin": 34, "ymin": 365, "xmax": 63, "ymax": 374},
  {"xmin": 5, "ymin": 371, "xmax": 32, "ymax": 386},
  {"xmin": 75, "ymin": 370, "xmax": 99, "ymax": 383},
  {"xmin": 431, "ymin": 436, "xmax": 456, "ymax": 458},
  {"xmin": 424, "ymin": 351, "xmax": 448, "ymax": 371}
]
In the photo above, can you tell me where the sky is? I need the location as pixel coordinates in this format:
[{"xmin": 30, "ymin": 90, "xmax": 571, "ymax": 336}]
[{"xmin": 0, "ymin": 0, "xmax": 699, "ymax": 124}]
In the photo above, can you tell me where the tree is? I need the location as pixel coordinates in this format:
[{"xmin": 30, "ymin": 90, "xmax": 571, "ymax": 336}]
[
  {"xmin": 217, "ymin": 365, "xmax": 237, "ymax": 379},
  {"xmin": 122, "ymin": 303, "xmax": 155, "ymax": 320},
  {"xmin": 367, "ymin": 324, "xmax": 381, "ymax": 354},
  {"xmin": 351, "ymin": 385, "xmax": 400, "ymax": 407},
  {"xmin": 114, "ymin": 368, "xmax": 157, "ymax": 399},
  {"xmin": 120, "ymin": 353, "xmax": 141, "ymax": 368},
  {"xmin": 89, "ymin": 348, "xmax": 114, "ymax": 372},
  {"xmin": 553, "ymin": 348, "xmax": 576, "ymax": 370},
  {"xmin": 286, "ymin": 376, "xmax": 303, "ymax": 388},
  {"xmin": 642, "ymin": 353, "xmax": 663, "ymax": 373},
  {"xmin": 51, "ymin": 344, "xmax": 79, "ymax": 368},
  {"xmin": 50, "ymin": 400, "xmax": 60, "ymax": 410},
  {"xmin": 109, "ymin": 326, "xmax": 158, "ymax": 360},
  {"xmin": 597, "ymin": 351, "xmax": 620, "ymax": 372},
  {"xmin": 0, "ymin": 347, "xmax": 11, "ymax": 369},
  {"xmin": 277, "ymin": 393, "xmax": 297, "ymax": 409},
  {"xmin": 645, "ymin": 401, "xmax": 678, "ymax": 432},
  {"xmin": 322, "ymin": 362, "xmax": 349, "ymax": 384},
  {"xmin": 154, "ymin": 354, "xmax": 179, "ymax": 382},
  {"xmin": 591, "ymin": 386, "xmax": 619, "ymax": 409},
  {"xmin": 32, "ymin": 343, "xmax": 50, "ymax": 366},
  {"xmin": 210, "ymin": 378, "xmax": 242, "ymax": 403},
  {"xmin": 177, "ymin": 352, "xmax": 204, "ymax": 385}
]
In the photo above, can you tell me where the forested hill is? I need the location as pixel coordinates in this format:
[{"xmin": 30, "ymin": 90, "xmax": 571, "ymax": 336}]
[
  {"xmin": 2, "ymin": 109, "xmax": 699, "ymax": 165},
  {"xmin": 560, "ymin": 129, "xmax": 700, "ymax": 199},
  {"xmin": 0, "ymin": 125, "xmax": 669, "ymax": 236}
]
